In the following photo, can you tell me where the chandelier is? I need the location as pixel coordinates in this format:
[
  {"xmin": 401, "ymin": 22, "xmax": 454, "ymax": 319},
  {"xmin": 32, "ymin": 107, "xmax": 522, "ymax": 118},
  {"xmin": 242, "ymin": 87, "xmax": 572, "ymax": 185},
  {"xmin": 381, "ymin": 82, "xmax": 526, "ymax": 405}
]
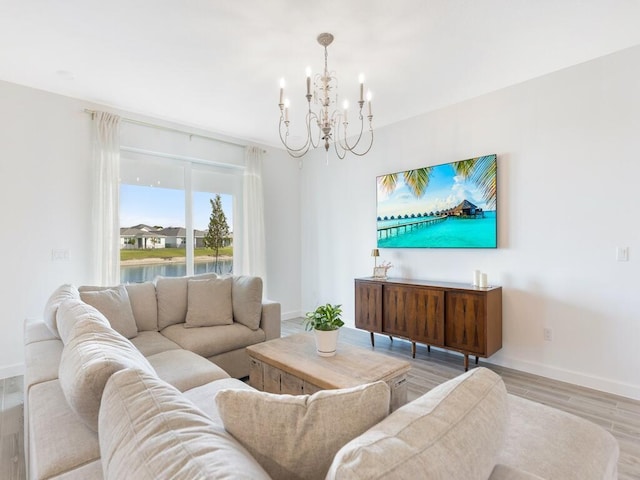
[{"xmin": 278, "ymin": 33, "xmax": 374, "ymax": 159}]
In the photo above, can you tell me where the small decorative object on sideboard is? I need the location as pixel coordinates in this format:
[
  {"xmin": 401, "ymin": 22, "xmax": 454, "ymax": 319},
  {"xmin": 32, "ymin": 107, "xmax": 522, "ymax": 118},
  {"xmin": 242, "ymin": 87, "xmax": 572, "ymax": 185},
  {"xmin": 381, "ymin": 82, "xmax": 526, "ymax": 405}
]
[
  {"xmin": 304, "ymin": 303, "xmax": 345, "ymax": 357},
  {"xmin": 373, "ymin": 261, "xmax": 393, "ymax": 279},
  {"xmin": 472, "ymin": 270, "xmax": 489, "ymax": 288}
]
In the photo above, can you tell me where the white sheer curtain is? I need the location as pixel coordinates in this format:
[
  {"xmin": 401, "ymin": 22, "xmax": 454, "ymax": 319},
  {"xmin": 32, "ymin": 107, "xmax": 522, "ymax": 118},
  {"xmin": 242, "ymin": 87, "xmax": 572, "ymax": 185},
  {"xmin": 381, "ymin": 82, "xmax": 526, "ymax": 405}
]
[
  {"xmin": 241, "ymin": 146, "xmax": 267, "ymax": 291},
  {"xmin": 92, "ymin": 111, "xmax": 121, "ymax": 286}
]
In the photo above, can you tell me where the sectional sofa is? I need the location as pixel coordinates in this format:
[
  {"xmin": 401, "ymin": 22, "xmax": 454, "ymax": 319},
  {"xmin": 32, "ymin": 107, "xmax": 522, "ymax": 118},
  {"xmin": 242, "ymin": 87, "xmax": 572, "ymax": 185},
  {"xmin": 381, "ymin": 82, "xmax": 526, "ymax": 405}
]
[
  {"xmin": 24, "ymin": 274, "xmax": 619, "ymax": 480},
  {"xmin": 24, "ymin": 273, "xmax": 280, "ymax": 479}
]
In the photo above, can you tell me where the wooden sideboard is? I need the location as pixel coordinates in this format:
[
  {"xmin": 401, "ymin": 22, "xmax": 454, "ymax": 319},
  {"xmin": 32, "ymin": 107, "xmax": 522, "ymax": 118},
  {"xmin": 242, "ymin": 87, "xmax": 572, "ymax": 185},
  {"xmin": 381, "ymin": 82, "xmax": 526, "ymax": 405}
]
[{"xmin": 355, "ymin": 277, "xmax": 502, "ymax": 370}]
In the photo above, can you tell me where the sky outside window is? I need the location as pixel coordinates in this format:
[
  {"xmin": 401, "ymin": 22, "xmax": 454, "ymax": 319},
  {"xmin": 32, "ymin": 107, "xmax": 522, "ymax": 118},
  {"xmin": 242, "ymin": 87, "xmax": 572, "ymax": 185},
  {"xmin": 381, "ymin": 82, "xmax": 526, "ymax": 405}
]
[{"xmin": 120, "ymin": 184, "xmax": 233, "ymax": 230}]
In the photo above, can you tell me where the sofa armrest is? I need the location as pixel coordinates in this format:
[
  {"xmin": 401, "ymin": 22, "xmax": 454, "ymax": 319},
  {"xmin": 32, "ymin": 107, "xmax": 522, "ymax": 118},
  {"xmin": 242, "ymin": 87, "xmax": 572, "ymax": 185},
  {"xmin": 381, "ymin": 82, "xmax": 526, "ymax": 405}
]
[{"xmin": 260, "ymin": 300, "xmax": 281, "ymax": 341}]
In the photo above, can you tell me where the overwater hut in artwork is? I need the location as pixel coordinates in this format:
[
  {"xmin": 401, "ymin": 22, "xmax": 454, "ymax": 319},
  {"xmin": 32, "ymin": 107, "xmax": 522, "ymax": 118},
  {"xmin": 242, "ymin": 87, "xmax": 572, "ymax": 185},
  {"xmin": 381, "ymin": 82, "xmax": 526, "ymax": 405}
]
[{"xmin": 451, "ymin": 199, "xmax": 484, "ymax": 218}]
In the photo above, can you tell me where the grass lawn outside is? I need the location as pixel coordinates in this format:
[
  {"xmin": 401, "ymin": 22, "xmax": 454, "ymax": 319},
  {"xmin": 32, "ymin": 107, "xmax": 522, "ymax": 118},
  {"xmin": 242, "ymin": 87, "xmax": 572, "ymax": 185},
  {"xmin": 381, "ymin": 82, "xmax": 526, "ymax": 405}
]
[{"xmin": 121, "ymin": 247, "xmax": 232, "ymax": 261}]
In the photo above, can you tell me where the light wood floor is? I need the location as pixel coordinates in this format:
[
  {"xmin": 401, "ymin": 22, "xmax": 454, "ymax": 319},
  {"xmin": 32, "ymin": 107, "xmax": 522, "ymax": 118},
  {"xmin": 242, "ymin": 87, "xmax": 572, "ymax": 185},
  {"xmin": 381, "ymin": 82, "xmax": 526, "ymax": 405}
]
[
  {"xmin": 0, "ymin": 375, "xmax": 24, "ymax": 480},
  {"xmin": 3, "ymin": 320, "xmax": 639, "ymax": 479}
]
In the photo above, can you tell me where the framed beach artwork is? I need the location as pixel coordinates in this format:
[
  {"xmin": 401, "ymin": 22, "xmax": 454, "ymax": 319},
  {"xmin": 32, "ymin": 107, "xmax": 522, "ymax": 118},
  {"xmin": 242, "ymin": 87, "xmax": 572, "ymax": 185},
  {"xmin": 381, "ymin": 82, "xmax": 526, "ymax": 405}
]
[{"xmin": 376, "ymin": 154, "xmax": 497, "ymax": 248}]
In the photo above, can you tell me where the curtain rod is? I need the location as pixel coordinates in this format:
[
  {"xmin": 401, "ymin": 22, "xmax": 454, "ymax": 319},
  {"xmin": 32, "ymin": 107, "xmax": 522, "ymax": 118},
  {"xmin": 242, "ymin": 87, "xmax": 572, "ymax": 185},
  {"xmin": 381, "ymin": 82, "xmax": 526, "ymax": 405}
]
[{"xmin": 84, "ymin": 108, "xmax": 265, "ymax": 152}]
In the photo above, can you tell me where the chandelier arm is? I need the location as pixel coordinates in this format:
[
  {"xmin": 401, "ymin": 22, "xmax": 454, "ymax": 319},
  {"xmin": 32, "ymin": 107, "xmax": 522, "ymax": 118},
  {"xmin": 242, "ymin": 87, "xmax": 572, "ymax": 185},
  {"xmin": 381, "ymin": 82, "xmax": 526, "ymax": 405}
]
[
  {"xmin": 279, "ymin": 111, "xmax": 327, "ymax": 158},
  {"xmin": 307, "ymin": 111, "xmax": 321, "ymax": 150},
  {"xmin": 279, "ymin": 116, "xmax": 310, "ymax": 154},
  {"xmin": 334, "ymin": 112, "xmax": 374, "ymax": 157},
  {"xmin": 333, "ymin": 138, "xmax": 347, "ymax": 160},
  {"xmin": 344, "ymin": 129, "xmax": 374, "ymax": 157}
]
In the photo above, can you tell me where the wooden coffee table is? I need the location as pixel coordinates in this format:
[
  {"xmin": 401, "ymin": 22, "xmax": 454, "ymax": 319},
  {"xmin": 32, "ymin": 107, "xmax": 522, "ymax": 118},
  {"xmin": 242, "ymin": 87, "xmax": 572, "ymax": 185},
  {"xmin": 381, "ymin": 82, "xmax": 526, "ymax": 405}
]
[{"xmin": 246, "ymin": 332, "xmax": 411, "ymax": 411}]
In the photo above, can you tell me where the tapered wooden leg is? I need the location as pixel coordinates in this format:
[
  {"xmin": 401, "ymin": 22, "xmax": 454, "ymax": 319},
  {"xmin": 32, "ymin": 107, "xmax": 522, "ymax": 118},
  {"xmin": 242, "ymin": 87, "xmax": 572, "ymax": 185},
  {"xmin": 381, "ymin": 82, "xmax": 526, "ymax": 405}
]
[
  {"xmin": 370, "ymin": 331, "xmax": 375, "ymax": 347},
  {"xmin": 389, "ymin": 336, "xmax": 393, "ymax": 342},
  {"xmin": 464, "ymin": 354, "xmax": 469, "ymax": 371},
  {"xmin": 411, "ymin": 342, "xmax": 416, "ymax": 358},
  {"xmin": 475, "ymin": 356, "xmax": 479, "ymax": 365},
  {"xmin": 427, "ymin": 345, "xmax": 431, "ymax": 353}
]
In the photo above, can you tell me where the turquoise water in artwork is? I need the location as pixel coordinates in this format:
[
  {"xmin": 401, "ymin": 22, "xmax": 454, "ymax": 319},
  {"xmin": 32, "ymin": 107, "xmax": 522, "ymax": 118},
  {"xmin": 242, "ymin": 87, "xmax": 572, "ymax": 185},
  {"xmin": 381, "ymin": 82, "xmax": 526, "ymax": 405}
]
[{"xmin": 377, "ymin": 211, "xmax": 496, "ymax": 248}]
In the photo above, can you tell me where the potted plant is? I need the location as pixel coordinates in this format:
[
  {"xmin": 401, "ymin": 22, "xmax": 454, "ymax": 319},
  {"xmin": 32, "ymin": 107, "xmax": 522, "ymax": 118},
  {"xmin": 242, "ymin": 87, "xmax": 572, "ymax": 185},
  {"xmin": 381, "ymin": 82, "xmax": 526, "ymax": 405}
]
[{"xmin": 304, "ymin": 303, "xmax": 344, "ymax": 357}]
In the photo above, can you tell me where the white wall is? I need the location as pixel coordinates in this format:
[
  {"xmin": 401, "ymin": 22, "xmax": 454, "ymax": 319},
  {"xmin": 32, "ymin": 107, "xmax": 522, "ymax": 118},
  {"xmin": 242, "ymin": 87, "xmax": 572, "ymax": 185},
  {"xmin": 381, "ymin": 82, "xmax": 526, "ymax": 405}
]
[
  {"xmin": 262, "ymin": 146, "xmax": 302, "ymax": 319},
  {"xmin": 300, "ymin": 45, "xmax": 640, "ymax": 400},
  {"xmin": 0, "ymin": 80, "xmax": 301, "ymax": 377}
]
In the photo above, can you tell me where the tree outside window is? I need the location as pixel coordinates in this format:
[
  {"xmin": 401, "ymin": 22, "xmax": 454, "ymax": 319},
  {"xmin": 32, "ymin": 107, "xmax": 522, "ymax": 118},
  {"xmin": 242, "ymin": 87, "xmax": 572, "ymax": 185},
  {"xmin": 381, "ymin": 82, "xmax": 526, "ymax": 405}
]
[{"xmin": 204, "ymin": 194, "xmax": 230, "ymax": 273}]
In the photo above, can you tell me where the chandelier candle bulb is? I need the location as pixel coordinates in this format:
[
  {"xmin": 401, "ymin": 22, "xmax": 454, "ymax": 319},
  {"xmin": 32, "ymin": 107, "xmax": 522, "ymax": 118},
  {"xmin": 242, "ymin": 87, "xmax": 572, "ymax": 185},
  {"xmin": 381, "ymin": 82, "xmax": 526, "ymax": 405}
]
[
  {"xmin": 305, "ymin": 67, "xmax": 311, "ymax": 96},
  {"xmin": 367, "ymin": 90, "xmax": 372, "ymax": 117},
  {"xmin": 279, "ymin": 78, "xmax": 285, "ymax": 105},
  {"xmin": 359, "ymin": 73, "xmax": 365, "ymax": 102}
]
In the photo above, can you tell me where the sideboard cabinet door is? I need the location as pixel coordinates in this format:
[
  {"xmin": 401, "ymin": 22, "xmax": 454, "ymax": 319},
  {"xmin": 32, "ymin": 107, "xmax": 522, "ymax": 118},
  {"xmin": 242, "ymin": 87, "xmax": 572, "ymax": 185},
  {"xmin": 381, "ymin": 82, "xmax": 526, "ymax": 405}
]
[
  {"xmin": 445, "ymin": 292, "xmax": 486, "ymax": 355},
  {"xmin": 382, "ymin": 284, "xmax": 411, "ymax": 337},
  {"xmin": 354, "ymin": 280, "xmax": 382, "ymax": 333},
  {"xmin": 407, "ymin": 288, "xmax": 445, "ymax": 347}
]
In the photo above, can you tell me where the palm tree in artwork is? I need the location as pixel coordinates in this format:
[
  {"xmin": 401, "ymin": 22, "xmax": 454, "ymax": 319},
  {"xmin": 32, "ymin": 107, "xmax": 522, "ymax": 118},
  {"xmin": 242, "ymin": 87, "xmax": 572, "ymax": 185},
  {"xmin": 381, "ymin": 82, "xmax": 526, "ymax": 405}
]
[
  {"xmin": 378, "ymin": 167, "xmax": 433, "ymax": 198},
  {"xmin": 378, "ymin": 156, "xmax": 496, "ymax": 210},
  {"xmin": 453, "ymin": 155, "xmax": 497, "ymax": 209}
]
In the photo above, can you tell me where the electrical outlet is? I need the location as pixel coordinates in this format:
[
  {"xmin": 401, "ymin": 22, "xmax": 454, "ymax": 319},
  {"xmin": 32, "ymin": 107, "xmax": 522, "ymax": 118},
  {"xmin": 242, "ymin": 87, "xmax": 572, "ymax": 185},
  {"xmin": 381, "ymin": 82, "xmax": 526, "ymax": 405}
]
[{"xmin": 543, "ymin": 328, "xmax": 553, "ymax": 342}]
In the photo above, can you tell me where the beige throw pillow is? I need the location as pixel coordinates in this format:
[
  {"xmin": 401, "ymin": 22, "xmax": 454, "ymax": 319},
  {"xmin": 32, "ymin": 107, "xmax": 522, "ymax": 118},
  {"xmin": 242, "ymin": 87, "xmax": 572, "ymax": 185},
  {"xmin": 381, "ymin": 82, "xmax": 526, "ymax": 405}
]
[
  {"xmin": 232, "ymin": 276, "xmax": 263, "ymax": 330},
  {"xmin": 43, "ymin": 284, "xmax": 80, "ymax": 337},
  {"xmin": 155, "ymin": 273, "xmax": 217, "ymax": 330},
  {"xmin": 326, "ymin": 367, "xmax": 509, "ymax": 480},
  {"xmin": 185, "ymin": 277, "xmax": 233, "ymax": 328},
  {"xmin": 215, "ymin": 381, "xmax": 391, "ymax": 480},
  {"xmin": 80, "ymin": 285, "xmax": 138, "ymax": 339}
]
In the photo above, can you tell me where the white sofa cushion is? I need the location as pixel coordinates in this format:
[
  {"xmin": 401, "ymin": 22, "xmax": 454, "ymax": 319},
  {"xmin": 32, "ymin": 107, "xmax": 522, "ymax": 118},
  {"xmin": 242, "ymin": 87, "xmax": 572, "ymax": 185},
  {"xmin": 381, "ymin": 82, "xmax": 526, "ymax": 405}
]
[
  {"xmin": 155, "ymin": 276, "xmax": 190, "ymax": 330},
  {"xmin": 129, "ymin": 330, "xmax": 182, "ymax": 357},
  {"xmin": 162, "ymin": 322, "xmax": 265, "ymax": 358},
  {"xmin": 498, "ymin": 394, "xmax": 619, "ymax": 480},
  {"xmin": 28, "ymin": 379, "xmax": 101, "ymax": 480},
  {"xmin": 326, "ymin": 367, "xmax": 508, "ymax": 480},
  {"xmin": 80, "ymin": 285, "xmax": 138, "ymax": 339},
  {"xmin": 43, "ymin": 284, "xmax": 80, "ymax": 337},
  {"xmin": 215, "ymin": 381, "xmax": 390, "ymax": 480},
  {"xmin": 185, "ymin": 277, "xmax": 233, "ymax": 327},
  {"xmin": 145, "ymin": 349, "xmax": 230, "ymax": 392},
  {"xmin": 232, "ymin": 276, "xmax": 263, "ymax": 330},
  {"xmin": 125, "ymin": 281, "xmax": 158, "ymax": 331},
  {"xmin": 58, "ymin": 321, "xmax": 156, "ymax": 432},
  {"xmin": 57, "ymin": 299, "xmax": 111, "ymax": 345},
  {"xmin": 99, "ymin": 368, "xmax": 271, "ymax": 480}
]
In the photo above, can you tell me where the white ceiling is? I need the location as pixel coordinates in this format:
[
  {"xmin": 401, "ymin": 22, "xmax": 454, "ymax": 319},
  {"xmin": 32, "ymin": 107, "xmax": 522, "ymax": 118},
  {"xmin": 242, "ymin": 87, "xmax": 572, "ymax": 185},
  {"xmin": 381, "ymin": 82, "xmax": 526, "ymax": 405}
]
[{"xmin": 1, "ymin": 0, "xmax": 640, "ymax": 148}]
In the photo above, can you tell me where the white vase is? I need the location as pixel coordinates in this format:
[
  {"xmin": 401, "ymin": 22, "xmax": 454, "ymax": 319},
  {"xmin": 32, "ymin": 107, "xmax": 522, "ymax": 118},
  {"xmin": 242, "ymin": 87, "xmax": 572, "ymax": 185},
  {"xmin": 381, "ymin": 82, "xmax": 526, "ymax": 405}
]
[{"xmin": 314, "ymin": 329, "xmax": 340, "ymax": 357}]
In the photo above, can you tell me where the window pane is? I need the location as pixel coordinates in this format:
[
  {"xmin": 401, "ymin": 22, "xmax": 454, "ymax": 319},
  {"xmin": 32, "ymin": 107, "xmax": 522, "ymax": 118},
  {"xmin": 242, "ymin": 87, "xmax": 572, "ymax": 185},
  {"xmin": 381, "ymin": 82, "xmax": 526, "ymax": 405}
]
[{"xmin": 120, "ymin": 157, "xmax": 186, "ymax": 283}]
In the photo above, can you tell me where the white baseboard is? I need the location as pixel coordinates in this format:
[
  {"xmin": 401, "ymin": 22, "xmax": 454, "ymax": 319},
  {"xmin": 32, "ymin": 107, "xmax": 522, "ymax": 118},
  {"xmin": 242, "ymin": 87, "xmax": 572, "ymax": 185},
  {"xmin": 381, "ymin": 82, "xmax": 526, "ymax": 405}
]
[
  {"xmin": 0, "ymin": 363, "xmax": 25, "ymax": 380},
  {"xmin": 281, "ymin": 311, "xmax": 303, "ymax": 321},
  {"xmin": 376, "ymin": 338, "xmax": 640, "ymax": 401},
  {"xmin": 485, "ymin": 356, "xmax": 640, "ymax": 401}
]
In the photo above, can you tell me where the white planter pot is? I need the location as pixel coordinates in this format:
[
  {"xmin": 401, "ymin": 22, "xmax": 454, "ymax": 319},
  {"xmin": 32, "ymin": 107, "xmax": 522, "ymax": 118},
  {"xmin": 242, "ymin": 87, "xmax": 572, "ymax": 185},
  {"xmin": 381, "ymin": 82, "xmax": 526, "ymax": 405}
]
[{"xmin": 313, "ymin": 329, "xmax": 340, "ymax": 357}]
